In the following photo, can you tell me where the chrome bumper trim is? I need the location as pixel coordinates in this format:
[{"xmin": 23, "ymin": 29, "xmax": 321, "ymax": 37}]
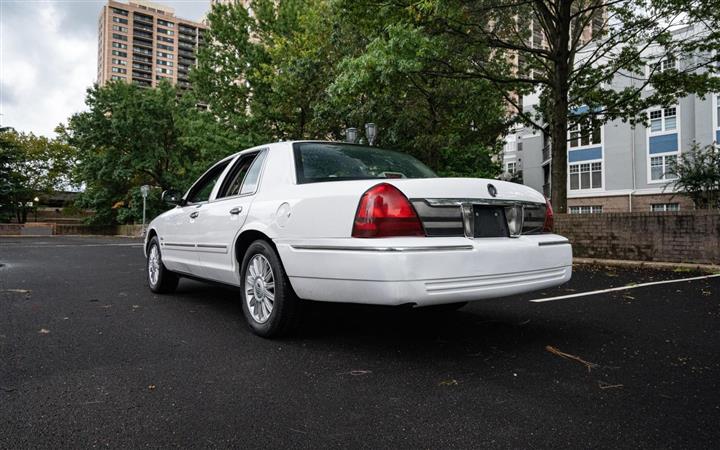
[
  {"xmin": 290, "ymin": 244, "xmax": 475, "ymax": 252},
  {"xmin": 538, "ymin": 240, "xmax": 570, "ymax": 246}
]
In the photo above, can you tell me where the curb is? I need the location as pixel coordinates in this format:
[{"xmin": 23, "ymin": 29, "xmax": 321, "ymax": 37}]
[{"xmin": 574, "ymin": 257, "xmax": 720, "ymax": 273}]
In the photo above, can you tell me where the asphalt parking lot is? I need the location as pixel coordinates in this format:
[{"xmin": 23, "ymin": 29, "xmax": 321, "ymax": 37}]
[{"xmin": 1, "ymin": 236, "xmax": 719, "ymax": 448}]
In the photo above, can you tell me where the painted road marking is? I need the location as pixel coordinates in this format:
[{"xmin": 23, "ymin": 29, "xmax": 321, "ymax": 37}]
[
  {"xmin": 0, "ymin": 243, "xmax": 142, "ymax": 248},
  {"xmin": 530, "ymin": 273, "xmax": 720, "ymax": 303}
]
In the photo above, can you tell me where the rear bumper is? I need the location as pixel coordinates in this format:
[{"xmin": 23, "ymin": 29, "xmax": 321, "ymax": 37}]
[{"xmin": 275, "ymin": 235, "xmax": 572, "ymax": 306}]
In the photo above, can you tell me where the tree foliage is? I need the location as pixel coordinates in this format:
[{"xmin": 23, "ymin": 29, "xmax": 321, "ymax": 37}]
[
  {"xmin": 0, "ymin": 129, "xmax": 75, "ymax": 223},
  {"xmin": 62, "ymin": 81, "xmax": 244, "ymax": 225},
  {"xmin": 193, "ymin": 0, "xmax": 508, "ymax": 178},
  {"xmin": 339, "ymin": 0, "xmax": 720, "ymax": 211},
  {"xmin": 670, "ymin": 143, "xmax": 720, "ymax": 209}
]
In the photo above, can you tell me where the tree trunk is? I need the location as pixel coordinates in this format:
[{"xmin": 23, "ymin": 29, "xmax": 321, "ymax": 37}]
[{"xmin": 550, "ymin": 111, "xmax": 568, "ymax": 214}]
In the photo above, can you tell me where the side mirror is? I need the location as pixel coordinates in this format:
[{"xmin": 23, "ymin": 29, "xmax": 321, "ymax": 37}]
[{"xmin": 161, "ymin": 189, "xmax": 183, "ymax": 206}]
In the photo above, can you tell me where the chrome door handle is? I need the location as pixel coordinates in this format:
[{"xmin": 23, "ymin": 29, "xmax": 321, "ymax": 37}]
[
  {"xmin": 229, "ymin": 206, "xmax": 243, "ymax": 215},
  {"xmin": 190, "ymin": 211, "xmax": 199, "ymax": 219}
]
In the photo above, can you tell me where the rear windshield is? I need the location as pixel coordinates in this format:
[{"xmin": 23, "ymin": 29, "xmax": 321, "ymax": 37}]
[{"xmin": 293, "ymin": 142, "xmax": 437, "ymax": 184}]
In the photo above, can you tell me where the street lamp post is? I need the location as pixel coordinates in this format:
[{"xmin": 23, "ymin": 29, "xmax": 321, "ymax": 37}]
[
  {"xmin": 140, "ymin": 185, "xmax": 150, "ymax": 236},
  {"xmin": 365, "ymin": 123, "xmax": 377, "ymax": 146},
  {"xmin": 33, "ymin": 197, "xmax": 39, "ymax": 222},
  {"xmin": 345, "ymin": 127, "xmax": 358, "ymax": 144}
]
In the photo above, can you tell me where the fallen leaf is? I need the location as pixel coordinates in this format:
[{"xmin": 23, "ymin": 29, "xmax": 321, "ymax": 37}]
[
  {"xmin": 38, "ymin": 328, "xmax": 50, "ymax": 334},
  {"xmin": 148, "ymin": 384, "xmax": 156, "ymax": 390},
  {"xmin": 598, "ymin": 381, "xmax": 624, "ymax": 390},
  {"xmin": 438, "ymin": 379, "xmax": 458, "ymax": 386}
]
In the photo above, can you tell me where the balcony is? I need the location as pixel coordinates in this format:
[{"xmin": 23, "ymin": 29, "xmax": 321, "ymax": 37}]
[
  {"xmin": 133, "ymin": 14, "xmax": 153, "ymax": 26},
  {"xmin": 132, "ymin": 63, "xmax": 152, "ymax": 73},
  {"xmin": 179, "ymin": 34, "xmax": 195, "ymax": 44},
  {"xmin": 133, "ymin": 37, "xmax": 153, "ymax": 49},
  {"xmin": 542, "ymin": 145, "xmax": 551, "ymax": 165},
  {"xmin": 132, "ymin": 71, "xmax": 152, "ymax": 80},
  {"xmin": 132, "ymin": 56, "xmax": 152, "ymax": 64},
  {"xmin": 178, "ymin": 41, "xmax": 195, "ymax": 51},
  {"xmin": 178, "ymin": 51, "xmax": 195, "ymax": 60},
  {"xmin": 133, "ymin": 30, "xmax": 153, "ymax": 40},
  {"xmin": 133, "ymin": 78, "xmax": 152, "ymax": 87},
  {"xmin": 133, "ymin": 24, "xmax": 153, "ymax": 33},
  {"xmin": 133, "ymin": 47, "xmax": 152, "ymax": 56}
]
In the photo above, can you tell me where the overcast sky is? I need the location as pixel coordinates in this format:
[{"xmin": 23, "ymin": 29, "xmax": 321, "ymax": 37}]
[{"xmin": 0, "ymin": 0, "xmax": 211, "ymax": 137}]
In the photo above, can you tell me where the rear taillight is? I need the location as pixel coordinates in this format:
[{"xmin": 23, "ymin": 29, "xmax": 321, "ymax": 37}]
[
  {"xmin": 352, "ymin": 183, "xmax": 425, "ymax": 238},
  {"xmin": 543, "ymin": 198, "xmax": 554, "ymax": 232}
]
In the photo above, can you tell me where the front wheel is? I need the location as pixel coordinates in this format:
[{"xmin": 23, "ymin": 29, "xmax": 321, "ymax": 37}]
[
  {"xmin": 240, "ymin": 240, "xmax": 301, "ymax": 338},
  {"xmin": 147, "ymin": 236, "xmax": 179, "ymax": 294}
]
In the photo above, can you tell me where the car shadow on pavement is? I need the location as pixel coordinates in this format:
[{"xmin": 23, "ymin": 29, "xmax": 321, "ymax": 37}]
[{"xmin": 172, "ymin": 278, "xmax": 578, "ymax": 361}]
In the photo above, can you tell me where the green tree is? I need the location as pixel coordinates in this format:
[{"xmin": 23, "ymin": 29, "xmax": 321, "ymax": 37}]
[
  {"xmin": 669, "ymin": 143, "xmax": 720, "ymax": 209},
  {"xmin": 194, "ymin": 0, "xmax": 507, "ymax": 177},
  {"xmin": 345, "ymin": 0, "xmax": 720, "ymax": 211},
  {"xmin": 61, "ymin": 81, "xmax": 243, "ymax": 225},
  {"xmin": 0, "ymin": 129, "xmax": 75, "ymax": 223}
]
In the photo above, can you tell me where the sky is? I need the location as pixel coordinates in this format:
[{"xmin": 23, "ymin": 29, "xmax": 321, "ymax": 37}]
[{"xmin": 0, "ymin": 0, "xmax": 211, "ymax": 137}]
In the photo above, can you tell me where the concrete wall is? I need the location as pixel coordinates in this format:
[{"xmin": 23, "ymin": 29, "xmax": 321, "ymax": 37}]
[
  {"xmin": 555, "ymin": 211, "xmax": 720, "ymax": 264},
  {"xmin": 0, "ymin": 224, "xmax": 144, "ymax": 237}
]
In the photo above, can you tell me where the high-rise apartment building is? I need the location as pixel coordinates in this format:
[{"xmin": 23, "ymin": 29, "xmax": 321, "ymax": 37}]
[{"xmin": 97, "ymin": 0, "xmax": 207, "ymax": 89}]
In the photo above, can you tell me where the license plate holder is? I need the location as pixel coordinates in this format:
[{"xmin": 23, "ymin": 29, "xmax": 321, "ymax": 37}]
[{"xmin": 473, "ymin": 205, "xmax": 509, "ymax": 238}]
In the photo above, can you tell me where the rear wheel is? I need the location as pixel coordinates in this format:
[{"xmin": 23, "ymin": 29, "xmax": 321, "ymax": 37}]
[
  {"xmin": 240, "ymin": 240, "xmax": 301, "ymax": 338},
  {"xmin": 147, "ymin": 236, "xmax": 179, "ymax": 294}
]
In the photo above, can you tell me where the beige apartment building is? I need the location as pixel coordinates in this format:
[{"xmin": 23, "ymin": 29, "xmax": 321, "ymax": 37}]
[{"xmin": 97, "ymin": 0, "xmax": 207, "ymax": 89}]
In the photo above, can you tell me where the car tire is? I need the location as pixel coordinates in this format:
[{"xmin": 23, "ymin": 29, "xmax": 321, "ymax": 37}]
[
  {"xmin": 240, "ymin": 239, "xmax": 301, "ymax": 338},
  {"xmin": 147, "ymin": 236, "xmax": 179, "ymax": 294}
]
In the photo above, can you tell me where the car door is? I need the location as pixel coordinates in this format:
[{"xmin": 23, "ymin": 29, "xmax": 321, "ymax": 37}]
[
  {"xmin": 161, "ymin": 158, "xmax": 232, "ymax": 276},
  {"xmin": 193, "ymin": 150, "xmax": 268, "ymax": 285}
]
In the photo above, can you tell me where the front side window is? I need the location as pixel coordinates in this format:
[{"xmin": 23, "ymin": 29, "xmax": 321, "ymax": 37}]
[
  {"xmin": 293, "ymin": 143, "xmax": 436, "ymax": 184},
  {"xmin": 650, "ymin": 155, "xmax": 677, "ymax": 181},
  {"xmin": 569, "ymin": 161, "xmax": 602, "ymax": 190},
  {"xmin": 186, "ymin": 161, "xmax": 230, "ymax": 204}
]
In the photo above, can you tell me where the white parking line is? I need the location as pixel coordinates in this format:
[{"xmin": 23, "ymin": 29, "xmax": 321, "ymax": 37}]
[
  {"xmin": 530, "ymin": 273, "xmax": 720, "ymax": 303},
  {"xmin": 1, "ymin": 243, "xmax": 143, "ymax": 248}
]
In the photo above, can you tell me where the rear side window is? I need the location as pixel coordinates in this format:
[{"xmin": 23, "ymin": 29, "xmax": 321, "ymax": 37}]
[
  {"xmin": 293, "ymin": 142, "xmax": 436, "ymax": 184},
  {"xmin": 217, "ymin": 150, "xmax": 267, "ymax": 198}
]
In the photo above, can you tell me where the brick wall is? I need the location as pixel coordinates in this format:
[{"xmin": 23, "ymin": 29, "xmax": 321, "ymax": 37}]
[{"xmin": 555, "ymin": 211, "xmax": 720, "ymax": 264}]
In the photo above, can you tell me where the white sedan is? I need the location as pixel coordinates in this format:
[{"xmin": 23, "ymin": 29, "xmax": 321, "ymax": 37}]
[{"xmin": 145, "ymin": 141, "xmax": 571, "ymax": 337}]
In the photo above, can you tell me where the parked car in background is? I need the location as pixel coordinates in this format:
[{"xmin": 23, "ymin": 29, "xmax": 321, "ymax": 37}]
[{"xmin": 145, "ymin": 141, "xmax": 572, "ymax": 337}]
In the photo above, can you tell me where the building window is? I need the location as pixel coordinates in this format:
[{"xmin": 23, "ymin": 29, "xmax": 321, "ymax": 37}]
[
  {"xmin": 112, "ymin": 42, "xmax": 127, "ymax": 49},
  {"xmin": 651, "ymin": 203, "xmax": 679, "ymax": 212},
  {"xmin": 158, "ymin": 19, "xmax": 174, "ymax": 28},
  {"xmin": 111, "ymin": 67, "xmax": 127, "ymax": 74},
  {"xmin": 648, "ymin": 107, "xmax": 677, "ymax": 133},
  {"xmin": 158, "ymin": 36, "xmax": 174, "ymax": 44},
  {"xmin": 653, "ymin": 56, "xmax": 676, "ymax": 74},
  {"xmin": 157, "ymin": 28, "xmax": 174, "ymax": 35},
  {"xmin": 506, "ymin": 162, "xmax": 516, "ymax": 174},
  {"xmin": 569, "ymin": 206, "xmax": 603, "ymax": 214},
  {"xmin": 569, "ymin": 162, "xmax": 602, "ymax": 190},
  {"xmin": 112, "ymin": 17, "xmax": 128, "ymax": 24},
  {"xmin": 157, "ymin": 43, "xmax": 174, "ymax": 51},
  {"xmin": 156, "ymin": 67, "xmax": 173, "ymax": 75},
  {"xmin": 157, "ymin": 60, "xmax": 173, "ymax": 67},
  {"xmin": 111, "ymin": 50, "xmax": 127, "ymax": 57},
  {"xmin": 111, "ymin": 7, "xmax": 128, "ymax": 16},
  {"xmin": 112, "ymin": 25, "xmax": 128, "ymax": 32},
  {"xmin": 650, "ymin": 155, "xmax": 677, "ymax": 181},
  {"xmin": 112, "ymin": 33, "xmax": 127, "ymax": 41},
  {"xmin": 111, "ymin": 75, "xmax": 126, "ymax": 81},
  {"xmin": 568, "ymin": 123, "xmax": 601, "ymax": 148},
  {"xmin": 157, "ymin": 51, "xmax": 173, "ymax": 59},
  {"xmin": 112, "ymin": 58, "xmax": 127, "ymax": 66}
]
